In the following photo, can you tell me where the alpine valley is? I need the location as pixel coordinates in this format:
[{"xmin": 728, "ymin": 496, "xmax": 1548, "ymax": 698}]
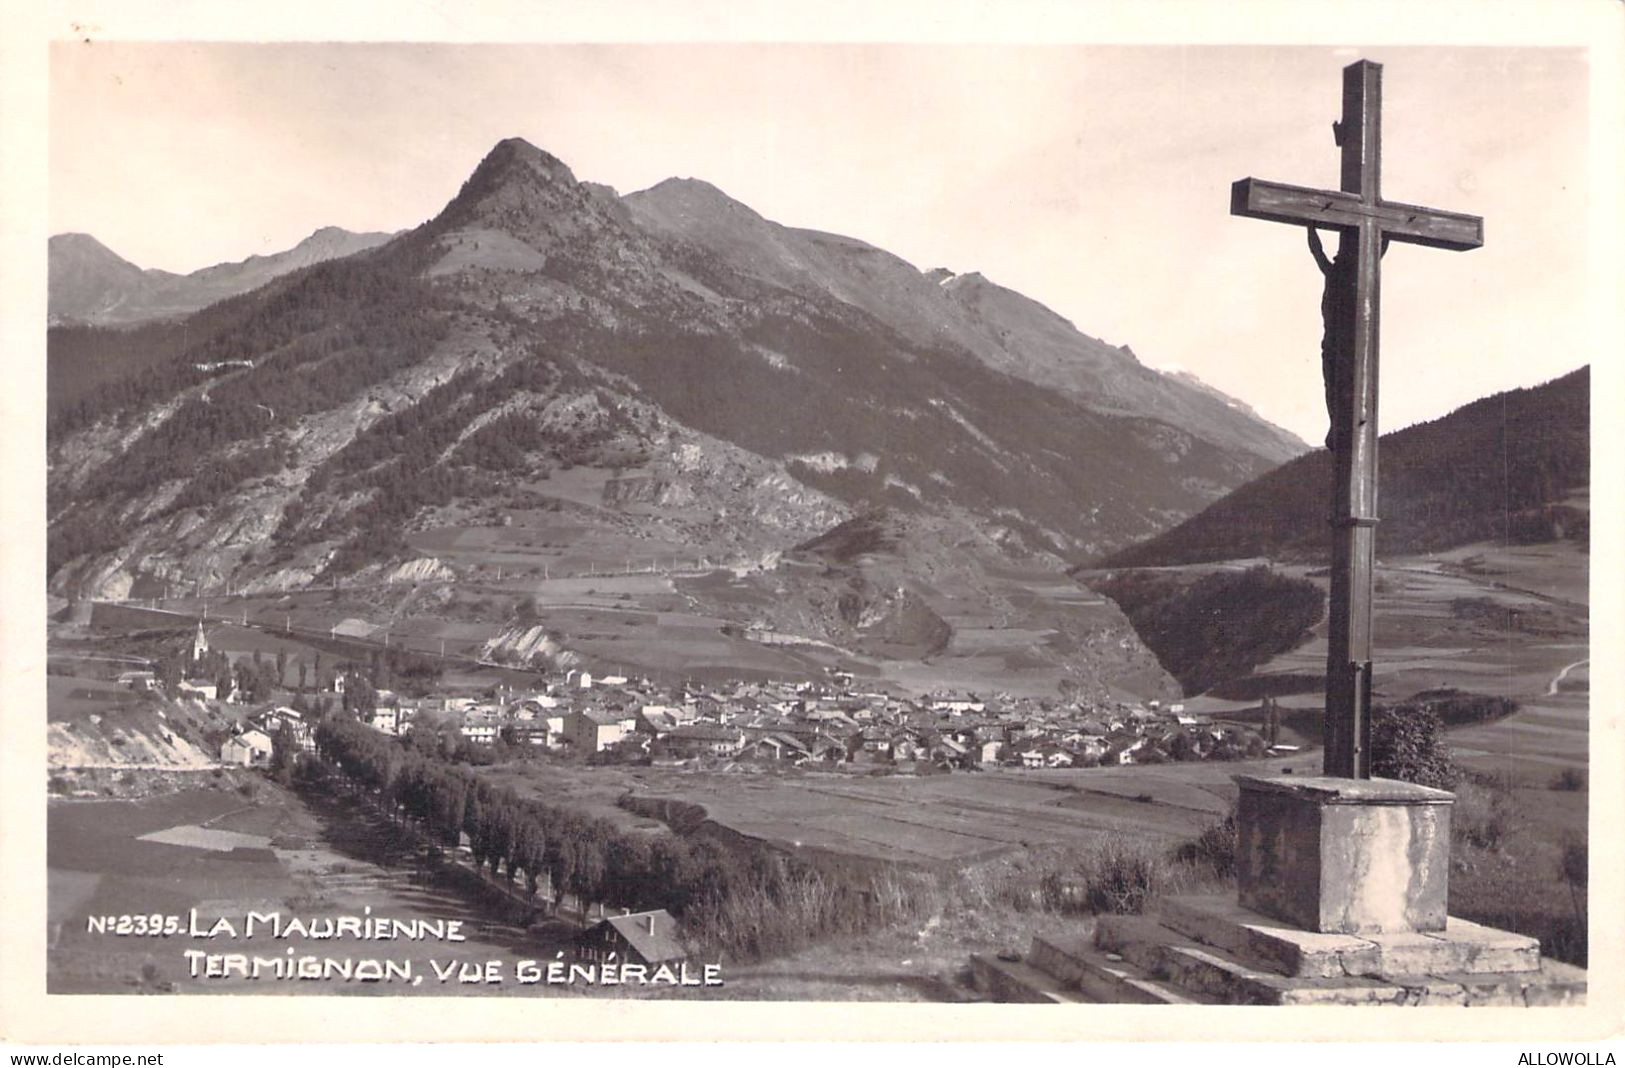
[{"xmin": 48, "ymin": 138, "xmax": 1310, "ymax": 699}]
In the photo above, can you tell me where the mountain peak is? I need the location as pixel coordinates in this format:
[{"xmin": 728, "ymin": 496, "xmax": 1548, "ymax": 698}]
[
  {"xmin": 630, "ymin": 176, "xmax": 760, "ymax": 220},
  {"xmin": 489, "ymin": 135, "xmax": 572, "ymax": 170},
  {"xmin": 428, "ymin": 137, "xmax": 595, "ymax": 238},
  {"xmin": 49, "ymin": 232, "xmax": 134, "ymax": 264},
  {"xmin": 303, "ymin": 225, "xmax": 352, "ymax": 243}
]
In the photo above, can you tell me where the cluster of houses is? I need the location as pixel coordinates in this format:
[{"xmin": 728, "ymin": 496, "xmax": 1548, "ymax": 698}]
[
  {"xmin": 219, "ymin": 705, "xmax": 316, "ymax": 766},
  {"xmin": 346, "ymin": 671, "xmax": 1274, "ymax": 772},
  {"xmin": 131, "ymin": 625, "xmax": 1278, "ymax": 773}
]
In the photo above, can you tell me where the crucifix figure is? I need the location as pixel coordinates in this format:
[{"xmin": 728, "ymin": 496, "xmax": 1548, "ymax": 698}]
[{"xmin": 1231, "ymin": 60, "xmax": 1483, "ymax": 778}]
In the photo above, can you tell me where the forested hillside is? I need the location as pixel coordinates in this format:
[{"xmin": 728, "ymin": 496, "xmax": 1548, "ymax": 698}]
[
  {"xmin": 1080, "ymin": 566, "xmax": 1324, "ymax": 696},
  {"xmin": 1097, "ymin": 367, "xmax": 1589, "ymax": 568}
]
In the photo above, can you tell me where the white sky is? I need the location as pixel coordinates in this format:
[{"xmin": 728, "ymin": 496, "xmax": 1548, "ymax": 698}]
[{"xmin": 49, "ymin": 41, "xmax": 1593, "ymax": 444}]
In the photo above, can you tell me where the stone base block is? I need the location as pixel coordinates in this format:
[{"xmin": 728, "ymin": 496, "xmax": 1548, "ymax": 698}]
[
  {"xmin": 1157, "ymin": 895, "xmax": 1541, "ymax": 979},
  {"xmin": 1235, "ymin": 774, "xmax": 1453, "ymax": 933}
]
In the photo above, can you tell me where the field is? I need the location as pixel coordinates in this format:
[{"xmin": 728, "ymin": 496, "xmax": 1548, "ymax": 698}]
[
  {"xmin": 46, "ymin": 776, "xmax": 602, "ymax": 996},
  {"xmin": 1179, "ymin": 540, "xmax": 1588, "ymax": 778},
  {"xmin": 472, "ymin": 750, "xmax": 1318, "ymax": 875},
  {"xmin": 49, "ymin": 767, "xmax": 1165, "ymax": 1000}
]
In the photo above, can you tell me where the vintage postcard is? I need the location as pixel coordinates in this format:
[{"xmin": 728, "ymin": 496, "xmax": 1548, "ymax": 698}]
[{"xmin": 2, "ymin": 0, "xmax": 1620, "ymax": 1049}]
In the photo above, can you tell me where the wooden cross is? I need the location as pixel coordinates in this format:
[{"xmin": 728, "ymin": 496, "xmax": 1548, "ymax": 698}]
[{"xmin": 1231, "ymin": 60, "xmax": 1483, "ymax": 779}]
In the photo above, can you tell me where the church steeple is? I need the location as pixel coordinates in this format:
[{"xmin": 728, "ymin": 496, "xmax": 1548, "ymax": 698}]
[{"xmin": 192, "ymin": 621, "xmax": 209, "ymax": 662}]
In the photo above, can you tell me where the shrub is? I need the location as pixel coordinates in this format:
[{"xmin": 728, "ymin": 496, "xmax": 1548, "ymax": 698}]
[
  {"xmin": 1042, "ymin": 836, "xmax": 1168, "ymax": 915},
  {"xmin": 1370, "ymin": 704, "xmax": 1458, "ymax": 789},
  {"xmin": 1550, "ymin": 767, "xmax": 1586, "ymax": 792},
  {"xmin": 1407, "ymin": 687, "xmax": 1519, "ymax": 727},
  {"xmin": 1175, "ymin": 810, "xmax": 1238, "ymax": 879},
  {"xmin": 1452, "ymin": 775, "xmax": 1516, "ymax": 852}
]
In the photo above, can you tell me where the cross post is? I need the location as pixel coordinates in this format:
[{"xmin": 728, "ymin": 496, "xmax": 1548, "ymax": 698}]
[{"xmin": 1230, "ymin": 60, "xmax": 1483, "ymax": 778}]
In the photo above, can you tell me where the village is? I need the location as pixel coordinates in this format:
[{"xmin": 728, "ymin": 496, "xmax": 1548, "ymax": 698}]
[{"xmin": 133, "ymin": 621, "xmax": 1286, "ymax": 777}]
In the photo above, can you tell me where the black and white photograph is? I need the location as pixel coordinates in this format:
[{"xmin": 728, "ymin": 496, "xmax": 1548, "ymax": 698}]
[{"xmin": 3, "ymin": 0, "xmax": 1621, "ymax": 1049}]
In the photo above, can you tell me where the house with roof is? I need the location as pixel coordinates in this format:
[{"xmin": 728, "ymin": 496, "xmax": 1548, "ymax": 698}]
[
  {"xmin": 460, "ymin": 715, "xmax": 501, "ymax": 746},
  {"xmin": 892, "ymin": 733, "xmax": 925, "ymax": 763},
  {"xmin": 176, "ymin": 678, "xmax": 216, "ymax": 701},
  {"xmin": 741, "ymin": 732, "xmax": 811, "ymax": 763},
  {"xmin": 1017, "ymin": 743, "xmax": 1050, "ymax": 769},
  {"xmin": 509, "ymin": 696, "xmax": 560, "ymax": 721},
  {"xmin": 221, "ymin": 728, "xmax": 274, "ymax": 766},
  {"xmin": 653, "ymin": 724, "xmax": 744, "ymax": 760},
  {"xmin": 929, "ymin": 736, "xmax": 973, "ymax": 769},
  {"xmin": 1061, "ymin": 732, "xmax": 1109, "ymax": 761},
  {"xmin": 562, "ymin": 709, "xmax": 636, "ymax": 753},
  {"xmin": 117, "ymin": 669, "xmax": 157, "ymax": 691},
  {"xmin": 636, "ymin": 707, "xmax": 682, "ymax": 737},
  {"xmin": 1105, "ymin": 733, "xmax": 1149, "ymax": 765},
  {"xmin": 504, "ymin": 722, "xmax": 554, "ymax": 747},
  {"xmin": 807, "ymin": 734, "xmax": 848, "ymax": 765},
  {"xmin": 573, "ymin": 909, "xmax": 687, "ymax": 966},
  {"xmin": 256, "ymin": 707, "xmax": 314, "ymax": 749}
]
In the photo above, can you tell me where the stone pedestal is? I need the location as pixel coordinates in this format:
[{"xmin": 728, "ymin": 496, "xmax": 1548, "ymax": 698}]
[
  {"xmin": 1234, "ymin": 775, "xmax": 1453, "ymax": 935},
  {"xmin": 969, "ymin": 771, "xmax": 1585, "ymax": 1005}
]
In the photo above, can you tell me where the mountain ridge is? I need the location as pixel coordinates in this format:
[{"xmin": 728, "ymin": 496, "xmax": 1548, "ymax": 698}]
[
  {"xmin": 1092, "ymin": 366, "xmax": 1590, "ymax": 569},
  {"xmin": 48, "ymin": 226, "xmax": 399, "ymax": 327},
  {"xmin": 47, "ymin": 135, "xmax": 1323, "ymax": 697}
]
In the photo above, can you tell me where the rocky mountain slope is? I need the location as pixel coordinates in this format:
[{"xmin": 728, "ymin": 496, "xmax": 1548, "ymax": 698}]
[
  {"xmin": 49, "ymin": 226, "xmax": 396, "ymax": 327},
  {"xmin": 623, "ymin": 177, "xmax": 1304, "ymax": 466},
  {"xmin": 47, "ymin": 138, "xmax": 1314, "ymax": 695}
]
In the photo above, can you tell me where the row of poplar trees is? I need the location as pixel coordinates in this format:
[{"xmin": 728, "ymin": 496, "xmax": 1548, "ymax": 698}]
[{"xmin": 311, "ymin": 716, "xmax": 826, "ymax": 948}]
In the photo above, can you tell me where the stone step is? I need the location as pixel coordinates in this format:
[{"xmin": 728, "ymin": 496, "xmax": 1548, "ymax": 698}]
[
  {"xmin": 968, "ymin": 953, "xmax": 1090, "ymax": 1003},
  {"xmin": 1157, "ymin": 895, "xmax": 1541, "ymax": 979},
  {"xmin": 1420, "ymin": 959, "xmax": 1588, "ymax": 1007},
  {"xmin": 1095, "ymin": 912, "xmax": 1586, "ymax": 1006},
  {"xmin": 1158, "ymin": 943, "xmax": 1424, "ymax": 1005},
  {"xmin": 1093, "ymin": 914, "xmax": 1200, "ymax": 975},
  {"xmin": 1028, "ymin": 934, "xmax": 1211, "ymax": 1005}
]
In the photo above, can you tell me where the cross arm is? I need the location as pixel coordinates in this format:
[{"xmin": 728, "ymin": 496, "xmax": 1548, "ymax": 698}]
[{"xmin": 1231, "ymin": 177, "xmax": 1483, "ymax": 251}]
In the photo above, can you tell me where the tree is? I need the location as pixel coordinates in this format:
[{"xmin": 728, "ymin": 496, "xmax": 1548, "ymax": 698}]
[
  {"xmin": 344, "ymin": 673, "xmax": 378, "ymax": 721},
  {"xmin": 1560, "ymin": 840, "xmax": 1587, "ymax": 922},
  {"xmin": 269, "ymin": 721, "xmax": 299, "ymax": 785}
]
